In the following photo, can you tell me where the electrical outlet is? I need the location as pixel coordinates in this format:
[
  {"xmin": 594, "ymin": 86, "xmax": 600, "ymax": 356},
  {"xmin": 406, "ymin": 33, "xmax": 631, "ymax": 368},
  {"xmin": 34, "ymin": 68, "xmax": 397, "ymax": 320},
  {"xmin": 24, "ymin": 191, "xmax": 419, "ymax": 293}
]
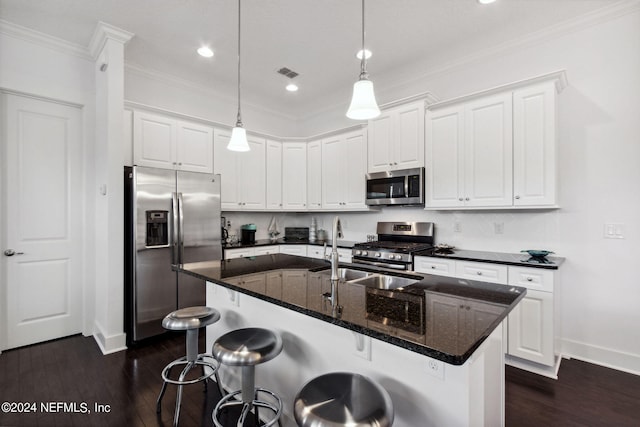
[
  {"xmin": 426, "ymin": 359, "xmax": 445, "ymax": 380},
  {"xmin": 494, "ymin": 222, "xmax": 504, "ymax": 234},
  {"xmin": 453, "ymin": 222, "xmax": 462, "ymax": 233}
]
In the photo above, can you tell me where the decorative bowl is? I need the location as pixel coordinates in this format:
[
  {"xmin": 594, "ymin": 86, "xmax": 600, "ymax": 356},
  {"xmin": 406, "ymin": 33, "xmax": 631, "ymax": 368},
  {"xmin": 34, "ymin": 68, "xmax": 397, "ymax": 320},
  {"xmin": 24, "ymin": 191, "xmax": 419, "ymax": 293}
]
[{"xmin": 521, "ymin": 249, "xmax": 554, "ymax": 258}]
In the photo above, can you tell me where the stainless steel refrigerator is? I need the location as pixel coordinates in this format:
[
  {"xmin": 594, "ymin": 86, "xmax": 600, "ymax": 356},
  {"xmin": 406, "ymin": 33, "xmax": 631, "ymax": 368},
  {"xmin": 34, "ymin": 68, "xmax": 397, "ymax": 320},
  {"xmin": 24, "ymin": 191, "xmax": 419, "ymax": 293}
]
[{"xmin": 124, "ymin": 166, "xmax": 222, "ymax": 345}]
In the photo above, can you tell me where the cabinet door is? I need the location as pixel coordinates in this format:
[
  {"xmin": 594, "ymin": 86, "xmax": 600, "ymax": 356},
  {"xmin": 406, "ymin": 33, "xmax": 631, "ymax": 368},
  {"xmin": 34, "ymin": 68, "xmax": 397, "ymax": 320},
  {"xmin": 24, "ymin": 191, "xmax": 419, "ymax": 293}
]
[
  {"xmin": 513, "ymin": 82, "xmax": 557, "ymax": 207},
  {"xmin": 464, "ymin": 93, "xmax": 513, "ymax": 207},
  {"xmin": 307, "ymin": 140, "xmax": 323, "ymax": 210},
  {"xmin": 265, "ymin": 271, "xmax": 283, "ymax": 300},
  {"xmin": 239, "ymin": 136, "xmax": 266, "ymax": 210},
  {"xmin": 307, "ymin": 272, "xmax": 331, "ymax": 314},
  {"xmin": 239, "ymin": 273, "xmax": 266, "ymax": 294},
  {"xmin": 425, "ymin": 106, "xmax": 464, "ymax": 208},
  {"xmin": 343, "ymin": 130, "xmax": 367, "ymax": 209},
  {"xmin": 395, "ymin": 101, "xmax": 424, "ymax": 170},
  {"xmin": 282, "ymin": 142, "xmax": 307, "ymax": 210},
  {"xmin": 133, "ymin": 111, "xmax": 176, "ymax": 169},
  {"xmin": 425, "ymin": 293, "xmax": 464, "ymax": 354},
  {"xmin": 341, "ymin": 282, "xmax": 366, "ymax": 324},
  {"xmin": 367, "ymin": 113, "xmax": 393, "ymax": 173},
  {"xmin": 214, "ymin": 129, "xmax": 240, "ymax": 210},
  {"xmin": 508, "ymin": 289, "xmax": 554, "ymax": 366},
  {"xmin": 176, "ymin": 121, "xmax": 213, "ymax": 173},
  {"xmin": 266, "ymin": 140, "xmax": 283, "ymax": 210},
  {"xmin": 281, "ymin": 270, "xmax": 308, "ymax": 307},
  {"xmin": 321, "ymin": 135, "xmax": 343, "ymax": 209}
]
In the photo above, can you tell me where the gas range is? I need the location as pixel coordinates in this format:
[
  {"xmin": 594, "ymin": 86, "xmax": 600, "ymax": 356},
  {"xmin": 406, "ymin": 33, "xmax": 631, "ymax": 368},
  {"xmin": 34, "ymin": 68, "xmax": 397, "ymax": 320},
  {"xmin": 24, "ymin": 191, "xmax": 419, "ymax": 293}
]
[{"xmin": 352, "ymin": 222, "xmax": 434, "ymax": 270}]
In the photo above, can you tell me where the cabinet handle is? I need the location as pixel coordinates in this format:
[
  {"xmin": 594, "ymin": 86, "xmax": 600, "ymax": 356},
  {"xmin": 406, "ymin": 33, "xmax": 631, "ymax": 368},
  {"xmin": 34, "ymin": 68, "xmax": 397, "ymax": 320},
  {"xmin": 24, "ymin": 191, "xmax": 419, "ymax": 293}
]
[
  {"xmin": 459, "ymin": 305, "xmax": 464, "ymax": 309},
  {"xmin": 431, "ymin": 266, "xmax": 436, "ymax": 269},
  {"xmin": 178, "ymin": 162, "xmax": 182, "ymax": 166},
  {"xmin": 458, "ymin": 198, "xmax": 463, "ymax": 201},
  {"xmin": 526, "ymin": 277, "xmax": 533, "ymax": 282},
  {"xmin": 515, "ymin": 195, "xmax": 521, "ymax": 200},
  {"xmin": 465, "ymin": 197, "xmax": 470, "ymax": 201},
  {"xmin": 476, "ymin": 271, "xmax": 482, "ymax": 275},
  {"xmin": 394, "ymin": 162, "xmax": 398, "ymax": 165},
  {"xmin": 389, "ymin": 163, "xmax": 393, "ymax": 166}
]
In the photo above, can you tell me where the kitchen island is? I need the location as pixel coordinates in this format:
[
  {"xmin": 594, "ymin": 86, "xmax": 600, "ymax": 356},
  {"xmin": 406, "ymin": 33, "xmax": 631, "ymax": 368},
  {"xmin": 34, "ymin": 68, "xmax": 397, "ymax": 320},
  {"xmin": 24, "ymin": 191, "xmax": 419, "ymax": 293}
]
[{"xmin": 181, "ymin": 254, "xmax": 526, "ymax": 426}]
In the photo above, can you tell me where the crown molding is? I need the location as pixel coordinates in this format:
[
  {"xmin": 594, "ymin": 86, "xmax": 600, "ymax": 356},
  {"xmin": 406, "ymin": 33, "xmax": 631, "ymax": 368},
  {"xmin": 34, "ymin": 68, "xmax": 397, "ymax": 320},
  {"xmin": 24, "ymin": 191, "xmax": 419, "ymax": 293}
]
[
  {"xmin": 124, "ymin": 62, "xmax": 299, "ymax": 123},
  {"xmin": 0, "ymin": 19, "xmax": 91, "ymax": 60},
  {"xmin": 88, "ymin": 21, "xmax": 134, "ymax": 59}
]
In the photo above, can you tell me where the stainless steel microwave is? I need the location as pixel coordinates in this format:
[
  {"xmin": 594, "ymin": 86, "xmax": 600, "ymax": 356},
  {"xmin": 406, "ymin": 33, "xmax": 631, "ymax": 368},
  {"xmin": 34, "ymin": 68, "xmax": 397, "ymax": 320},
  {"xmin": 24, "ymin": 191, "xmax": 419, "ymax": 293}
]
[{"xmin": 365, "ymin": 167, "xmax": 425, "ymax": 206}]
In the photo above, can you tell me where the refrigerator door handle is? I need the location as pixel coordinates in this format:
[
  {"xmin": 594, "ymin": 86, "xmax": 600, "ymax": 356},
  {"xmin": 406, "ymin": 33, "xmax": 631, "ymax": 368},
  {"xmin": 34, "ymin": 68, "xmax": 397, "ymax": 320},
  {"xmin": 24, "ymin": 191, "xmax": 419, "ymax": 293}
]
[
  {"xmin": 172, "ymin": 191, "xmax": 179, "ymax": 266},
  {"xmin": 178, "ymin": 192, "xmax": 185, "ymax": 266}
]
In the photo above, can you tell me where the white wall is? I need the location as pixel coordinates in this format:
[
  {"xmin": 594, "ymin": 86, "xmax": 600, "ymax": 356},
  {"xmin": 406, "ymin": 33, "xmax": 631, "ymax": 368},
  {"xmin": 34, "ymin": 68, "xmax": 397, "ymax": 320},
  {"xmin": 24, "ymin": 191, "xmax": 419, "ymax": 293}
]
[{"xmin": 289, "ymin": 8, "xmax": 640, "ymax": 374}]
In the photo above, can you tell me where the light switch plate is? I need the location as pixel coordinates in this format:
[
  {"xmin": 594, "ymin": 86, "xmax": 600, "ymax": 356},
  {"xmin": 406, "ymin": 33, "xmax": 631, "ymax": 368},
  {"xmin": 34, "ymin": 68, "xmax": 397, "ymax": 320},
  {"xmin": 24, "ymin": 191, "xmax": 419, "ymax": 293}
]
[{"xmin": 604, "ymin": 223, "xmax": 624, "ymax": 239}]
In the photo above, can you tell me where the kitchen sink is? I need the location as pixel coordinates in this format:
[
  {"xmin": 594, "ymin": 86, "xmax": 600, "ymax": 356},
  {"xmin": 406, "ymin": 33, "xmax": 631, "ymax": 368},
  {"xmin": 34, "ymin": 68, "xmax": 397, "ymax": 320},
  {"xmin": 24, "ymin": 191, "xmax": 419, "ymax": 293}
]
[
  {"xmin": 319, "ymin": 268, "xmax": 372, "ymax": 281},
  {"xmin": 353, "ymin": 274, "xmax": 420, "ymax": 290}
]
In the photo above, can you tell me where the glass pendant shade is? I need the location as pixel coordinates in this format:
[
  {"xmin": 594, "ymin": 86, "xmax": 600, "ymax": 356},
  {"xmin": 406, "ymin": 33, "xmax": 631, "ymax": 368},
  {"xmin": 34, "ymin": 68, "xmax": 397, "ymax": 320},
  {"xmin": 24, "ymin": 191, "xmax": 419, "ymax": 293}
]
[
  {"xmin": 346, "ymin": 78, "xmax": 380, "ymax": 120},
  {"xmin": 227, "ymin": 126, "xmax": 250, "ymax": 152}
]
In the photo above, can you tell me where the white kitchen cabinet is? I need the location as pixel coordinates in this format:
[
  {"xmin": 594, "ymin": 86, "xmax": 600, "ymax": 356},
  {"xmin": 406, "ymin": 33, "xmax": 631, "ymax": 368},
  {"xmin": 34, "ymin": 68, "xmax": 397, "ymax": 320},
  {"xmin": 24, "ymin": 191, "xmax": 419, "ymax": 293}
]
[
  {"xmin": 133, "ymin": 110, "xmax": 213, "ymax": 173},
  {"xmin": 337, "ymin": 248, "xmax": 353, "ymax": 263},
  {"xmin": 455, "ymin": 260, "xmax": 508, "ymax": 284},
  {"xmin": 415, "ymin": 256, "xmax": 560, "ymax": 376},
  {"xmin": 253, "ymin": 245, "xmax": 280, "ymax": 256},
  {"xmin": 282, "ymin": 142, "xmax": 307, "ymax": 210},
  {"xmin": 265, "ymin": 139, "xmax": 283, "ymax": 210},
  {"xmin": 321, "ymin": 129, "xmax": 367, "ymax": 210},
  {"xmin": 224, "ymin": 245, "xmax": 279, "ymax": 259},
  {"xmin": 507, "ymin": 266, "xmax": 556, "ymax": 368},
  {"xmin": 307, "ymin": 140, "xmax": 323, "ymax": 210},
  {"xmin": 414, "ymin": 256, "xmax": 456, "ymax": 277},
  {"xmin": 306, "ymin": 245, "xmax": 327, "ymax": 260},
  {"xmin": 513, "ymin": 81, "xmax": 557, "ymax": 207},
  {"xmin": 425, "ymin": 93, "xmax": 513, "ymax": 208},
  {"xmin": 368, "ymin": 101, "xmax": 425, "ymax": 173},
  {"xmin": 214, "ymin": 129, "xmax": 266, "ymax": 210},
  {"xmin": 279, "ymin": 244, "xmax": 307, "ymax": 256}
]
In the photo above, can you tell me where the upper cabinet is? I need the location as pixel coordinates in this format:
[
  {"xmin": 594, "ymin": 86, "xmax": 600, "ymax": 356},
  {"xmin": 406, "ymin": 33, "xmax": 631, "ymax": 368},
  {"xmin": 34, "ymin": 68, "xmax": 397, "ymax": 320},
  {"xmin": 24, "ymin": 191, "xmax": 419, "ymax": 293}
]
[
  {"xmin": 367, "ymin": 100, "xmax": 425, "ymax": 173},
  {"xmin": 282, "ymin": 142, "xmax": 307, "ymax": 210},
  {"xmin": 133, "ymin": 110, "xmax": 213, "ymax": 173},
  {"xmin": 214, "ymin": 129, "xmax": 266, "ymax": 210},
  {"xmin": 321, "ymin": 129, "xmax": 368, "ymax": 210},
  {"xmin": 266, "ymin": 139, "xmax": 283, "ymax": 210},
  {"xmin": 425, "ymin": 73, "xmax": 565, "ymax": 210},
  {"xmin": 307, "ymin": 140, "xmax": 323, "ymax": 210}
]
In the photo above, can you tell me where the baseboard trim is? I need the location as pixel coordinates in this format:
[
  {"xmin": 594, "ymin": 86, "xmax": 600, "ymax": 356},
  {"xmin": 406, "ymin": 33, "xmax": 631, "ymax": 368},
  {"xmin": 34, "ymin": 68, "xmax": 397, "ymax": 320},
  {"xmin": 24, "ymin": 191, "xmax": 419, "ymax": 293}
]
[
  {"xmin": 561, "ymin": 338, "xmax": 640, "ymax": 376},
  {"xmin": 93, "ymin": 323, "xmax": 127, "ymax": 355}
]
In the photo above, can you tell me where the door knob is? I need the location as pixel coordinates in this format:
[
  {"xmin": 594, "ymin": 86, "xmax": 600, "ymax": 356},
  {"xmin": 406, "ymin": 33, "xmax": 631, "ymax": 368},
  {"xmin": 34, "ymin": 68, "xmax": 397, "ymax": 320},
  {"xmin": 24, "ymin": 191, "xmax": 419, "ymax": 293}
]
[{"xmin": 4, "ymin": 249, "xmax": 24, "ymax": 256}]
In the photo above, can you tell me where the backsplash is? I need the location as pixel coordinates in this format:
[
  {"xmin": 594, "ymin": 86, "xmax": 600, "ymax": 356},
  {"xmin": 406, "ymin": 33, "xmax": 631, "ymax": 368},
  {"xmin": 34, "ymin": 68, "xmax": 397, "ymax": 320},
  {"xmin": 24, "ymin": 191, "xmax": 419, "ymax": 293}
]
[{"xmin": 222, "ymin": 208, "xmax": 561, "ymax": 255}]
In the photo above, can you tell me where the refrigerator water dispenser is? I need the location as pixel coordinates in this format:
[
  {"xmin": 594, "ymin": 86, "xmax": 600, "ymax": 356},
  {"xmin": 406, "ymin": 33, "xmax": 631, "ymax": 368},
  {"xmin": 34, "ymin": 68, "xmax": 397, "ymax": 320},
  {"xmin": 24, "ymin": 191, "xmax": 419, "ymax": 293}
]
[{"xmin": 146, "ymin": 210, "xmax": 169, "ymax": 247}]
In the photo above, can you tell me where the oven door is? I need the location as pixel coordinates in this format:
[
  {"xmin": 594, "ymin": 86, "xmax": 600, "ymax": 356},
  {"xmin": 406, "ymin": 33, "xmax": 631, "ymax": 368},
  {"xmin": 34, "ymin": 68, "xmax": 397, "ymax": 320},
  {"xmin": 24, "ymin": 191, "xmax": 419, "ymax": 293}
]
[{"xmin": 365, "ymin": 288, "xmax": 425, "ymax": 335}]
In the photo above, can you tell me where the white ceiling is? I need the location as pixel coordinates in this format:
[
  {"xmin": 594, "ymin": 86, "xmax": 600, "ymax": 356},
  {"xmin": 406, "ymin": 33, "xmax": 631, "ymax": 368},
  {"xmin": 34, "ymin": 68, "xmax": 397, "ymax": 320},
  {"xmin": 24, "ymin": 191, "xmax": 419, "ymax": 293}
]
[{"xmin": 0, "ymin": 0, "xmax": 614, "ymax": 118}]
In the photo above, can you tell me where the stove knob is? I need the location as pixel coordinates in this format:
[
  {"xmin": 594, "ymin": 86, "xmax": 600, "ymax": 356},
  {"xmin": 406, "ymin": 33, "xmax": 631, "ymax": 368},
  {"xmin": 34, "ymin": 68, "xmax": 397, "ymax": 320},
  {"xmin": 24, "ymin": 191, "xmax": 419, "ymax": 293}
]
[
  {"xmin": 362, "ymin": 251, "xmax": 368, "ymax": 256},
  {"xmin": 388, "ymin": 254, "xmax": 395, "ymax": 260},
  {"xmin": 354, "ymin": 250, "xmax": 361, "ymax": 256},
  {"xmin": 375, "ymin": 253, "xmax": 381, "ymax": 258}
]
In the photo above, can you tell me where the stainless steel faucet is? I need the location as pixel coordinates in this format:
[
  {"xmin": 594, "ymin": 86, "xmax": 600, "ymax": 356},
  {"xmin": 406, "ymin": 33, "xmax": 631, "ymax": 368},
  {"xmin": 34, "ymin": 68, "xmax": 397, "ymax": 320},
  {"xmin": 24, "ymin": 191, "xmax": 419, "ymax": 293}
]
[{"xmin": 323, "ymin": 216, "xmax": 343, "ymax": 318}]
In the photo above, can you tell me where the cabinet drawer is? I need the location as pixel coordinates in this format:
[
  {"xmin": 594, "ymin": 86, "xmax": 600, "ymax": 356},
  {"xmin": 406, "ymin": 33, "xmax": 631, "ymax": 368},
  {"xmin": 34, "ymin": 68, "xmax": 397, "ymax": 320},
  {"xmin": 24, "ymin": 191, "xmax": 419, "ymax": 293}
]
[
  {"xmin": 414, "ymin": 256, "xmax": 455, "ymax": 277},
  {"xmin": 224, "ymin": 248, "xmax": 254, "ymax": 259},
  {"xmin": 307, "ymin": 246, "xmax": 326, "ymax": 260},
  {"xmin": 508, "ymin": 266, "xmax": 553, "ymax": 292},
  {"xmin": 455, "ymin": 261, "xmax": 508, "ymax": 284},
  {"xmin": 279, "ymin": 245, "xmax": 308, "ymax": 256},
  {"xmin": 254, "ymin": 245, "xmax": 280, "ymax": 256},
  {"xmin": 337, "ymin": 248, "xmax": 352, "ymax": 263}
]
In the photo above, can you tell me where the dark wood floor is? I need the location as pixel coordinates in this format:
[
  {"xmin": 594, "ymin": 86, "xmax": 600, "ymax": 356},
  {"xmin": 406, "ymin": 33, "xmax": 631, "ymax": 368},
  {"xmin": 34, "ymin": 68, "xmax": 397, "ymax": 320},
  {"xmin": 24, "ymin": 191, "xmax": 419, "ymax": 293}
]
[{"xmin": 1, "ymin": 333, "xmax": 639, "ymax": 426}]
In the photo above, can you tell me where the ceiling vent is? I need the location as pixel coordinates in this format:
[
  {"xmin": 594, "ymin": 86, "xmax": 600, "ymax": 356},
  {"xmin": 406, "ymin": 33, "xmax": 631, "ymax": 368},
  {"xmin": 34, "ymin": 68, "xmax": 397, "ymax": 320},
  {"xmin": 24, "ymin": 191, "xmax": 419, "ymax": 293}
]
[{"xmin": 277, "ymin": 67, "xmax": 299, "ymax": 79}]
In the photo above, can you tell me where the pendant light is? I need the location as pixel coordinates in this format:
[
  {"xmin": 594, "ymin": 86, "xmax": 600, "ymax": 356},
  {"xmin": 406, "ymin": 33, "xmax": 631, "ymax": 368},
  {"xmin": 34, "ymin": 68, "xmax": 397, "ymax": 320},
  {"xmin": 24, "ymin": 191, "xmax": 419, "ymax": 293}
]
[
  {"xmin": 227, "ymin": 0, "xmax": 250, "ymax": 151},
  {"xmin": 346, "ymin": 0, "xmax": 380, "ymax": 120}
]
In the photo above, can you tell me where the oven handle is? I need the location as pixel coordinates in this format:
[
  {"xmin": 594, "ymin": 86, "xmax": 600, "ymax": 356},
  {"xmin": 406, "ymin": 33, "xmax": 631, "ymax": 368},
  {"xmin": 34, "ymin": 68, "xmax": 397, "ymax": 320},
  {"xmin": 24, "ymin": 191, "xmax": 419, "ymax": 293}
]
[
  {"xmin": 353, "ymin": 258, "xmax": 409, "ymax": 270},
  {"xmin": 404, "ymin": 175, "xmax": 410, "ymax": 197}
]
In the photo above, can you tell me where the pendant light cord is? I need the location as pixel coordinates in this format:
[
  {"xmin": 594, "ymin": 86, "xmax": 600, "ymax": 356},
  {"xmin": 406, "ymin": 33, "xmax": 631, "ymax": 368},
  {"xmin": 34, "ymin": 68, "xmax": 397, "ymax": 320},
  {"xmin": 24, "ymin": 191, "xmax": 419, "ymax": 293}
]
[
  {"xmin": 360, "ymin": 0, "xmax": 368, "ymax": 80},
  {"xmin": 236, "ymin": 0, "xmax": 243, "ymax": 127}
]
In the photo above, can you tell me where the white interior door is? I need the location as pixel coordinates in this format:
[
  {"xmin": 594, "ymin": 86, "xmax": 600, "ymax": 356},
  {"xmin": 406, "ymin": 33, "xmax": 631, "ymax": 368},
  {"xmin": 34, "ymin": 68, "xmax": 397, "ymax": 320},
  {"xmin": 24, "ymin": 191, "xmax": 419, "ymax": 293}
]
[{"xmin": 2, "ymin": 93, "xmax": 83, "ymax": 350}]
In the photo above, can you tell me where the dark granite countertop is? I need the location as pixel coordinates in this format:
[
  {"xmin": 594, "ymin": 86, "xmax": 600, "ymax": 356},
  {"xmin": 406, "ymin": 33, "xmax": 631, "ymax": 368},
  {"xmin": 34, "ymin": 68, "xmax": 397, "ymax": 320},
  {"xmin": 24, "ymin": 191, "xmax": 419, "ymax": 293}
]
[
  {"xmin": 414, "ymin": 248, "xmax": 565, "ymax": 269},
  {"xmin": 181, "ymin": 254, "xmax": 526, "ymax": 365},
  {"xmin": 222, "ymin": 239, "xmax": 358, "ymax": 250}
]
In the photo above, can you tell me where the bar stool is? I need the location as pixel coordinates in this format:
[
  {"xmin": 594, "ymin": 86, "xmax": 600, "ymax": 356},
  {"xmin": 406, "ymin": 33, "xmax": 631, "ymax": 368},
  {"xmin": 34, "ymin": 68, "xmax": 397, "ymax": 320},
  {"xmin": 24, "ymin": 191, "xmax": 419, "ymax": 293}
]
[
  {"xmin": 211, "ymin": 327, "xmax": 283, "ymax": 427},
  {"xmin": 156, "ymin": 306, "xmax": 224, "ymax": 427},
  {"xmin": 293, "ymin": 372, "xmax": 394, "ymax": 427}
]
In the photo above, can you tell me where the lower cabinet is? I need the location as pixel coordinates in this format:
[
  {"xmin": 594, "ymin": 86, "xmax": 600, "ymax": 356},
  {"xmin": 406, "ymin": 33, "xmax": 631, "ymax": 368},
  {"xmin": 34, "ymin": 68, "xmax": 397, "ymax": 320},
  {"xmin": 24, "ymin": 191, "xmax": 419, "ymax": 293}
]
[
  {"xmin": 227, "ymin": 273, "xmax": 266, "ymax": 294},
  {"xmin": 415, "ymin": 256, "xmax": 559, "ymax": 375},
  {"xmin": 224, "ymin": 245, "xmax": 279, "ymax": 259},
  {"xmin": 265, "ymin": 271, "xmax": 283, "ymax": 300},
  {"xmin": 281, "ymin": 270, "xmax": 308, "ymax": 307}
]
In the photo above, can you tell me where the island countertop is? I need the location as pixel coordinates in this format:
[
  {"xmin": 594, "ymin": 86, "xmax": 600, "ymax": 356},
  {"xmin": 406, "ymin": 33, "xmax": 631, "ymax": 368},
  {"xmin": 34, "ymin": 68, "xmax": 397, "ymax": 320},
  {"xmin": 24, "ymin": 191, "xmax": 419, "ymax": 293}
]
[{"xmin": 181, "ymin": 254, "xmax": 526, "ymax": 365}]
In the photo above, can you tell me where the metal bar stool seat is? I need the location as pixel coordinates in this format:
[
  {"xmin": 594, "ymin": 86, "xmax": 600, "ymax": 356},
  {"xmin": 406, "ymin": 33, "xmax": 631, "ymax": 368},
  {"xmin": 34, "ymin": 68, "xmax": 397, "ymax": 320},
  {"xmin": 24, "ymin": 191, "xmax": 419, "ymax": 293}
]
[
  {"xmin": 156, "ymin": 306, "xmax": 224, "ymax": 427},
  {"xmin": 293, "ymin": 372, "xmax": 394, "ymax": 427},
  {"xmin": 212, "ymin": 327, "xmax": 283, "ymax": 427}
]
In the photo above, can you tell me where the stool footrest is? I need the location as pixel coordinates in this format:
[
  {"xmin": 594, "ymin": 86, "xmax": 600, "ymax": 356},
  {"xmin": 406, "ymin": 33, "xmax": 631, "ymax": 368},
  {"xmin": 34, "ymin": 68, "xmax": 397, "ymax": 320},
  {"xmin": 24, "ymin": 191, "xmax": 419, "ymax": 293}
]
[
  {"xmin": 160, "ymin": 354, "xmax": 219, "ymax": 386},
  {"xmin": 213, "ymin": 387, "xmax": 282, "ymax": 427}
]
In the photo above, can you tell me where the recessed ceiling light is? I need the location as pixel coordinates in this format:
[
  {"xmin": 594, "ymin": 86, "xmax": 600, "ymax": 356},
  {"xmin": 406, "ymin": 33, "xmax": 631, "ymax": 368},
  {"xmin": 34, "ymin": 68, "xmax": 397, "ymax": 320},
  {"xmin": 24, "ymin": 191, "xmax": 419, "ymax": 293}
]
[
  {"xmin": 477, "ymin": 0, "xmax": 497, "ymax": 4},
  {"xmin": 197, "ymin": 46, "xmax": 214, "ymax": 58},
  {"xmin": 285, "ymin": 83, "xmax": 299, "ymax": 92},
  {"xmin": 356, "ymin": 49, "xmax": 372, "ymax": 60}
]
